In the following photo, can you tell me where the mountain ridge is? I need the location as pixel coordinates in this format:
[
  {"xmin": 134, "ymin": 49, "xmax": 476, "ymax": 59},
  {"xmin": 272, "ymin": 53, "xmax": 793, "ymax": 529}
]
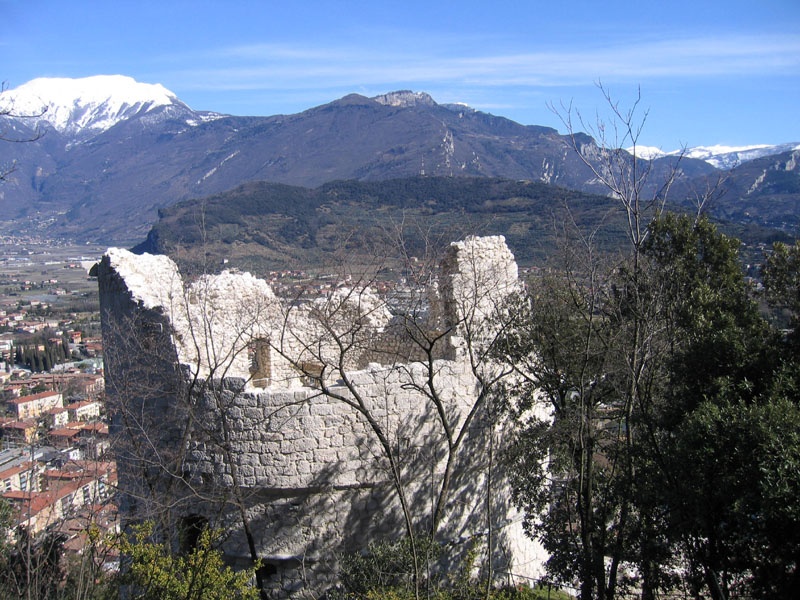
[
  {"xmin": 133, "ymin": 175, "xmax": 791, "ymax": 273},
  {"xmin": 6, "ymin": 76, "xmax": 788, "ymax": 168},
  {"xmin": 0, "ymin": 75, "xmax": 212, "ymax": 142},
  {"xmin": 0, "ymin": 76, "xmax": 797, "ymax": 243},
  {"xmin": 628, "ymin": 142, "xmax": 800, "ymax": 169}
]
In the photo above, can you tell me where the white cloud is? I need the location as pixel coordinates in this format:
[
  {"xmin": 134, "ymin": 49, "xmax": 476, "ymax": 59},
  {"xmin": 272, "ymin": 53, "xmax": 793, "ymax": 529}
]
[{"xmin": 160, "ymin": 32, "xmax": 800, "ymax": 93}]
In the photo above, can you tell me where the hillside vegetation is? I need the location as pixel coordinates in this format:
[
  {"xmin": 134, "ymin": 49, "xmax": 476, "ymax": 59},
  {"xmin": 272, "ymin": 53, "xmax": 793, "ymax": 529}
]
[{"xmin": 134, "ymin": 176, "xmax": 789, "ymax": 273}]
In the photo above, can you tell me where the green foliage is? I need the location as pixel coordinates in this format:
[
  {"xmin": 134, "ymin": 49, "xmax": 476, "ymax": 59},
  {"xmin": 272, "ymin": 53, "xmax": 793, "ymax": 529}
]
[
  {"xmin": 139, "ymin": 174, "xmax": 789, "ymax": 276},
  {"xmin": 763, "ymin": 239, "xmax": 800, "ymax": 351},
  {"xmin": 0, "ymin": 528, "xmax": 66, "ymax": 600},
  {"xmin": 346, "ymin": 584, "xmax": 572, "ymax": 600},
  {"xmin": 0, "ymin": 498, "xmax": 14, "ymax": 565},
  {"xmin": 492, "ymin": 584, "xmax": 573, "ymax": 600},
  {"xmin": 668, "ymin": 394, "xmax": 800, "ymax": 597},
  {"xmin": 334, "ymin": 537, "xmax": 572, "ymax": 600},
  {"xmin": 643, "ymin": 214, "xmax": 776, "ymax": 414},
  {"xmin": 119, "ymin": 521, "xmax": 259, "ymax": 600},
  {"xmin": 61, "ymin": 549, "xmax": 118, "ymax": 600},
  {"xmin": 139, "ymin": 176, "xmax": 644, "ymax": 272},
  {"xmin": 504, "ymin": 212, "xmax": 800, "ymax": 599},
  {"xmin": 0, "ymin": 512, "xmax": 115, "ymax": 600},
  {"xmin": 337, "ymin": 537, "xmax": 443, "ymax": 597},
  {"xmin": 14, "ymin": 334, "xmax": 71, "ymax": 373}
]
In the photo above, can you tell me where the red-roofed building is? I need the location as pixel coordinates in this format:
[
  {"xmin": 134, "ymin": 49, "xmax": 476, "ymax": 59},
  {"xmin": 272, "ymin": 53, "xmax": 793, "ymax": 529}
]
[
  {"xmin": 65, "ymin": 400, "xmax": 101, "ymax": 422},
  {"xmin": 4, "ymin": 464, "xmax": 116, "ymax": 534},
  {"xmin": 1, "ymin": 420, "xmax": 38, "ymax": 444},
  {"xmin": 69, "ymin": 460, "xmax": 115, "ymax": 477},
  {"xmin": 74, "ymin": 373, "xmax": 104, "ymax": 398},
  {"xmin": 56, "ymin": 502, "xmax": 120, "ymax": 560},
  {"xmin": 83, "ymin": 342, "xmax": 103, "ymax": 357},
  {"xmin": 0, "ymin": 461, "xmax": 40, "ymax": 493},
  {"xmin": 5, "ymin": 391, "xmax": 63, "ymax": 420},
  {"xmin": 78, "ymin": 423, "xmax": 111, "ymax": 459},
  {"xmin": 4, "ymin": 478, "xmax": 93, "ymax": 533},
  {"xmin": 79, "ymin": 423, "xmax": 108, "ymax": 436},
  {"xmin": 47, "ymin": 428, "xmax": 81, "ymax": 448},
  {"xmin": 0, "ymin": 381, "xmax": 32, "ymax": 397},
  {"xmin": 14, "ymin": 372, "xmax": 105, "ymax": 399},
  {"xmin": 44, "ymin": 406, "xmax": 70, "ymax": 429},
  {"xmin": 43, "ymin": 460, "xmax": 115, "ymax": 484}
]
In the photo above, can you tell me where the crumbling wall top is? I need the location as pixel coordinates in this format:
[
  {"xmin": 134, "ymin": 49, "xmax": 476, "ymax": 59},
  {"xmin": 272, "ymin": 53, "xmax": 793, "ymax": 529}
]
[
  {"xmin": 433, "ymin": 235, "xmax": 520, "ymax": 334},
  {"xmin": 104, "ymin": 247, "xmax": 183, "ymax": 310},
  {"xmin": 103, "ymin": 235, "xmax": 520, "ymax": 388}
]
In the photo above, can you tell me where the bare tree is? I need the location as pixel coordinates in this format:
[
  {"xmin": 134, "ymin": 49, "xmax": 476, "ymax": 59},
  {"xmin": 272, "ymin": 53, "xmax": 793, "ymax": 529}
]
[
  {"xmin": 99, "ymin": 252, "xmax": 286, "ymax": 599},
  {"xmin": 503, "ymin": 87, "xmax": 707, "ymax": 600},
  {"xmin": 98, "ymin": 232, "xmax": 539, "ymax": 600},
  {"xmin": 0, "ymin": 81, "xmax": 119, "ymax": 600},
  {"xmin": 0, "ymin": 81, "xmax": 46, "ymax": 181}
]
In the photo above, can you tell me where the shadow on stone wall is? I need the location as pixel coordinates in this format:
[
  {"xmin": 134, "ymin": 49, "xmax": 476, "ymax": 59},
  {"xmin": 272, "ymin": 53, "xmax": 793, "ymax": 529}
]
[
  {"xmin": 98, "ymin": 239, "xmax": 541, "ymax": 599},
  {"xmin": 206, "ymin": 391, "xmax": 519, "ymax": 597}
]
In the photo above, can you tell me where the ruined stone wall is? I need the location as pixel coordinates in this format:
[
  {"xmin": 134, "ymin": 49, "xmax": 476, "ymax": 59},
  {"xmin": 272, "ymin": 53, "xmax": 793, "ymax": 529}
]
[
  {"xmin": 180, "ymin": 362, "xmax": 498, "ymax": 594},
  {"xmin": 98, "ymin": 236, "xmax": 548, "ymax": 597}
]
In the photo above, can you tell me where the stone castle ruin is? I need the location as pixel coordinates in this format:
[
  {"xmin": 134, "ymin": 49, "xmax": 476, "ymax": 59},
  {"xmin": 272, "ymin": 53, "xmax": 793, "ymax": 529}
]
[{"xmin": 97, "ymin": 236, "xmax": 547, "ymax": 597}]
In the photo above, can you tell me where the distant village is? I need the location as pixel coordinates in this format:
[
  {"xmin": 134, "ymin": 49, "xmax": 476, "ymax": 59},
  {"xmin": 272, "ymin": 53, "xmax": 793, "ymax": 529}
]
[
  {"xmin": 0, "ymin": 243, "xmax": 117, "ymax": 570},
  {"xmin": 0, "ymin": 237, "xmax": 774, "ymax": 589}
]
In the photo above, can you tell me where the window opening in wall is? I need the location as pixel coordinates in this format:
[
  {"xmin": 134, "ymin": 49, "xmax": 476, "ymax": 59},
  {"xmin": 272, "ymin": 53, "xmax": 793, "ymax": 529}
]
[
  {"xmin": 249, "ymin": 337, "xmax": 272, "ymax": 388},
  {"xmin": 179, "ymin": 514, "xmax": 209, "ymax": 553},
  {"xmin": 257, "ymin": 563, "xmax": 278, "ymax": 582}
]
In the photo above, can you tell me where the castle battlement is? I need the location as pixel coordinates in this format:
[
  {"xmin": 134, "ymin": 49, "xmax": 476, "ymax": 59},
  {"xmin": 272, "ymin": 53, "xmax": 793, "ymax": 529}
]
[{"xmin": 97, "ymin": 236, "xmax": 546, "ymax": 597}]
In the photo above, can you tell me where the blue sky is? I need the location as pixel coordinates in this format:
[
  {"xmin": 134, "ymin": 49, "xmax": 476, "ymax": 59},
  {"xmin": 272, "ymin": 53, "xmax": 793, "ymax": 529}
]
[{"xmin": 3, "ymin": 0, "xmax": 799, "ymax": 150}]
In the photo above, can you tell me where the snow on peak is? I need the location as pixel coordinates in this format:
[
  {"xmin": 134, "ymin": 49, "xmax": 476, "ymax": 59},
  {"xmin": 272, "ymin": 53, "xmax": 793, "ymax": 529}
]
[
  {"xmin": 682, "ymin": 144, "xmax": 800, "ymax": 169},
  {"xmin": 372, "ymin": 90, "xmax": 436, "ymax": 107},
  {"xmin": 683, "ymin": 144, "xmax": 771, "ymax": 161},
  {"xmin": 2, "ymin": 75, "xmax": 187, "ymax": 137},
  {"xmin": 625, "ymin": 142, "xmax": 800, "ymax": 169},
  {"xmin": 625, "ymin": 145, "xmax": 667, "ymax": 160}
]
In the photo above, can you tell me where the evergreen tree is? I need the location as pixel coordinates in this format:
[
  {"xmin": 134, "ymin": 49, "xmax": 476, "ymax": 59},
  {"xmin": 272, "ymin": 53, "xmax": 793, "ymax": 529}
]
[{"xmin": 503, "ymin": 215, "xmax": 800, "ymax": 599}]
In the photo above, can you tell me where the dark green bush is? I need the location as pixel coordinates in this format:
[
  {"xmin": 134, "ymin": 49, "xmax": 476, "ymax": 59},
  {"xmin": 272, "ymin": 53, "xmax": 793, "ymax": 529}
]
[{"xmin": 330, "ymin": 537, "xmax": 573, "ymax": 600}]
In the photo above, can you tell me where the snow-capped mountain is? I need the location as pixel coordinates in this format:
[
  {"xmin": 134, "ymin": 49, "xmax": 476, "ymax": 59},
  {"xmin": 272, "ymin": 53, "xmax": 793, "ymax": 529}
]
[
  {"xmin": 683, "ymin": 143, "xmax": 800, "ymax": 169},
  {"xmin": 0, "ymin": 75, "xmax": 199, "ymax": 141},
  {"xmin": 0, "ymin": 74, "xmax": 796, "ymax": 242},
  {"xmin": 625, "ymin": 146, "xmax": 670, "ymax": 160},
  {"xmin": 627, "ymin": 143, "xmax": 800, "ymax": 169}
]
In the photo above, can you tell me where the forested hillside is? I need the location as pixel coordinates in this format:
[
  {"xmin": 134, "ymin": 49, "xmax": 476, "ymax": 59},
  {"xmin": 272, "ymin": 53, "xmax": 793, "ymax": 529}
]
[{"xmin": 133, "ymin": 176, "xmax": 789, "ymax": 273}]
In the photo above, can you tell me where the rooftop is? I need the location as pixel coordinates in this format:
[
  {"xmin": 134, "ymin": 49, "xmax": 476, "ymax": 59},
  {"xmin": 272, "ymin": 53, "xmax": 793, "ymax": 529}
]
[{"xmin": 7, "ymin": 391, "xmax": 61, "ymax": 404}]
